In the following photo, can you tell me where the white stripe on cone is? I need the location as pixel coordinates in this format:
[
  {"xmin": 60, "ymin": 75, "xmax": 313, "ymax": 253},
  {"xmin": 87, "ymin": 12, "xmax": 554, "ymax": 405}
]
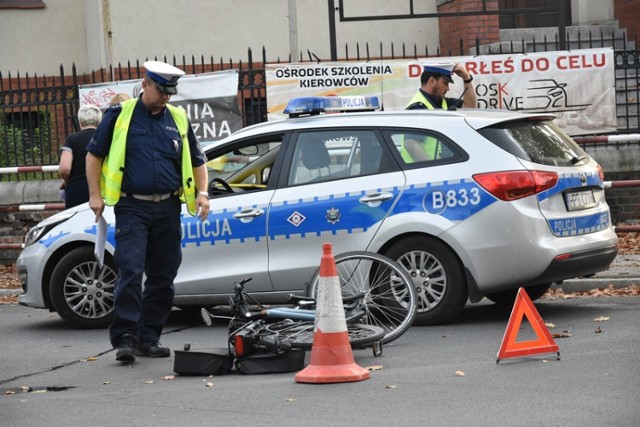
[{"xmin": 315, "ymin": 275, "xmax": 347, "ymax": 333}]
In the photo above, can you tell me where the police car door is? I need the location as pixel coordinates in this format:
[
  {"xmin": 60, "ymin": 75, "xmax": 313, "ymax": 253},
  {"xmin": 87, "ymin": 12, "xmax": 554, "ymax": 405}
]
[
  {"xmin": 268, "ymin": 128, "xmax": 405, "ymax": 290},
  {"xmin": 176, "ymin": 138, "xmax": 281, "ymax": 295}
]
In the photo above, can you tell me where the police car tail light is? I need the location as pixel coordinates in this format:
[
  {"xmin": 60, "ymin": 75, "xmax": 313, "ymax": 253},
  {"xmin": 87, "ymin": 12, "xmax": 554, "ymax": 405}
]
[
  {"xmin": 596, "ymin": 163, "xmax": 604, "ymax": 181},
  {"xmin": 473, "ymin": 170, "xmax": 558, "ymax": 201}
]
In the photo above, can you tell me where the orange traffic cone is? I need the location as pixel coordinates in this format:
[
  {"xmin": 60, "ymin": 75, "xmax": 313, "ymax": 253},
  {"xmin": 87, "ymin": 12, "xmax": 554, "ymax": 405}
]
[{"xmin": 295, "ymin": 243, "xmax": 370, "ymax": 384}]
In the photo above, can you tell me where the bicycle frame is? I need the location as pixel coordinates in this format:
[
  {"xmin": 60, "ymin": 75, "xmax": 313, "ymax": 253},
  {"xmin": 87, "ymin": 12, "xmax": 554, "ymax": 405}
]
[
  {"xmin": 202, "ymin": 277, "xmax": 383, "ymax": 357},
  {"xmin": 226, "ymin": 278, "xmax": 367, "ymax": 324}
]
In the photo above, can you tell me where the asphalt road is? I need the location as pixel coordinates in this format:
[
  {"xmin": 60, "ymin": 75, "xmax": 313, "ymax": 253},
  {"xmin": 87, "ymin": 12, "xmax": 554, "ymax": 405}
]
[{"xmin": 1, "ymin": 297, "xmax": 639, "ymax": 427}]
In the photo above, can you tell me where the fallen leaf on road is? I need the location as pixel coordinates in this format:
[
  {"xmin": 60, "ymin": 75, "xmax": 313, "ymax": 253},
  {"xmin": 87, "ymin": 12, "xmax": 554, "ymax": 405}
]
[
  {"xmin": 102, "ymin": 381, "xmax": 111, "ymax": 385},
  {"xmin": 144, "ymin": 380, "xmax": 155, "ymax": 384},
  {"xmin": 5, "ymin": 391, "xmax": 15, "ymax": 395},
  {"xmin": 365, "ymin": 365, "xmax": 383, "ymax": 371},
  {"xmin": 454, "ymin": 370, "xmax": 465, "ymax": 377},
  {"xmin": 205, "ymin": 382, "xmax": 214, "ymax": 387},
  {"xmin": 594, "ymin": 326, "xmax": 603, "ymax": 333},
  {"xmin": 385, "ymin": 385, "xmax": 397, "ymax": 389},
  {"xmin": 552, "ymin": 331, "xmax": 572, "ymax": 338},
  {"xmin": 545, "ymin": 322, "xmax": 555, "ymax": 328},
  {"xmin": 284, "ymin": 398, "xmax": 296, "ymax": 402},
  {"xmin": 161, "ymin": 375, "xmax": 175, "ymax": 381},
  {"xmin": 85, "ymin": 356, "xmax": 98, "ymax": 361},
  {"xmin": 594, "ymin": 316, "xmax": 610, "ymax": 322}
]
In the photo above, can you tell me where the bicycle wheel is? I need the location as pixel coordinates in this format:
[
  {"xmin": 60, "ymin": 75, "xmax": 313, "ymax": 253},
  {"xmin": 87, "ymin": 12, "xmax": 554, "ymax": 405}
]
[
  {"xmin": 264, "ymin": 320, "xmax": 385, "ymax": 350},
  {"xmin": 307, "ymin": 251, "xmax": 417, "ymax": 344}
]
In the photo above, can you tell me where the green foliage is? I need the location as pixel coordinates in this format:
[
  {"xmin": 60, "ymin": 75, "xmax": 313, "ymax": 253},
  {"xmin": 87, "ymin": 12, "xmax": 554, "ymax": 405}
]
[
  {"xmin": 0, "ymin": 117, "xmax": 24, "ymax": 169},
  {"xmin": 0, "ymin": 111, "xmax": 56, "ymax": 182}
]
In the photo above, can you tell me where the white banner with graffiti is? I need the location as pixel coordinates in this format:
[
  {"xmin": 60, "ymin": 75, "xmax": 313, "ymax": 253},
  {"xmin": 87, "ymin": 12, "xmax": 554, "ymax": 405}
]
[
  {"xmin": 79, "ymin": 70, "xmax": 242, "ymax": 145},
  {"xmin": 266, "ymin": 48, "xmax": 616, "ymax": 135}
]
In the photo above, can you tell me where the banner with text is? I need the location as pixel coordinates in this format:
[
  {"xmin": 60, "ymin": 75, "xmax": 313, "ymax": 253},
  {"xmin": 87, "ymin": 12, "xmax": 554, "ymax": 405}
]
[
  {"xmin": 79, "ymin": 70, "xmax": 241, "ymax": 145},
  {"xmin": 266, "ymin": 48, "xmax": 616, "ymax": 135}
]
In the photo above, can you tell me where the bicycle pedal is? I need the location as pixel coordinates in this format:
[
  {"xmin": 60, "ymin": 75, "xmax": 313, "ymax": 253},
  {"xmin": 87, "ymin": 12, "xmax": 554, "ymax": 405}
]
[{"xmin": 372, "ymin": 341, "xmax": 383, "ymax": 357}]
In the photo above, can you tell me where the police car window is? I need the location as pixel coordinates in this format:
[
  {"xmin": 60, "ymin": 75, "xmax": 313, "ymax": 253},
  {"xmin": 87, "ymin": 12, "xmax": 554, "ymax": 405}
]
[
  {"xmin": 288, "ymin": 130, "xmax": 385, "ymax": 185},
  {"xmin": 389, "ymin": 131, "xmax": 456, "ymax": 165},
  {"xmin": 207, "ymin": 140, "xmax": 281, "ymax": 190},
  {"xmin": 477, "ymin": 119, "xmax": 588, "ymax": 167}
]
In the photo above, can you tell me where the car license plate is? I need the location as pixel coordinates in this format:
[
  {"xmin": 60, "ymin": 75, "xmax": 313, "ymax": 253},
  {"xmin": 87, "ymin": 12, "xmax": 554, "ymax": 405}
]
[{"xmin": 564, "ymin": 189, "xmax": 596, "ymax": 211}]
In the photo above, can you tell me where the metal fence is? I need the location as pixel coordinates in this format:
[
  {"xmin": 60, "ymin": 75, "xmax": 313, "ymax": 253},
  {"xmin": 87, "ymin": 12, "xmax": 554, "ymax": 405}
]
[{"xmin": 1, "ymin": 32, "xmax": 639, "ymax": 182}]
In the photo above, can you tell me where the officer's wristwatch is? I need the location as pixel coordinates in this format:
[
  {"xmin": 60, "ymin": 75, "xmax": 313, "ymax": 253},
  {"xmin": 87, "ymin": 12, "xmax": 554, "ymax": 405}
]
[
  {"xmin": 463, "ymin": 75, "xmax": 473, "ymax": 84},
  {"xmin": 197, "ymin": 191, "xmax": 209, "ymax": 198}
]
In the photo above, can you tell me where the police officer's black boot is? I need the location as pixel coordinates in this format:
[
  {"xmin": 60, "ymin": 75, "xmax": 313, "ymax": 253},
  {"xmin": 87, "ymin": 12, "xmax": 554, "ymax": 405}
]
[
  {"xmin": 115, "ymin": 334, "xmax": 136, "ymax": 363},
  {"xmin": 135, "ymin": 341, "xmax": 171, "ymax": 358}
]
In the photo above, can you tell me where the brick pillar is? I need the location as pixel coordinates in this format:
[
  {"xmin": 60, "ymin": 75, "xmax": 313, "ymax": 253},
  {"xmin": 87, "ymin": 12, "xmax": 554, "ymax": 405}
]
[
  {"xmin": 438, "ymin": 0, "xmax": 500, "ymax": 55},
  {"xmin": 614, "ymin": 0, "xmax": 640, "ymax": 43}
]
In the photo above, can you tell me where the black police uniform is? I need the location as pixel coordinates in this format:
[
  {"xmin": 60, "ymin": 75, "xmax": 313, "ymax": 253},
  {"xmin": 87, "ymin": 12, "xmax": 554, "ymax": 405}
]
[{"xmin": 87, "ymin": 97, "xmax": 206, "ymax": 348}]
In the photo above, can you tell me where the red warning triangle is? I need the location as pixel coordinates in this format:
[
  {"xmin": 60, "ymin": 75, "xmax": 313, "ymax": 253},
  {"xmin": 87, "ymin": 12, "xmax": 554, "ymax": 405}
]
[{"xmin": 497, "ymin": 287, "xmax": 559, "ymax": 362}]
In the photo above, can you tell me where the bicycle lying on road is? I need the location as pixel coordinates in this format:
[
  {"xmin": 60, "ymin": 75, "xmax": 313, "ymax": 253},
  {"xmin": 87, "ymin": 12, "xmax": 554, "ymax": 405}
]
[
  {"xmin": 202, "ymin": 277, "xmax": 386, "ymax": 357},
  {"xmin": 201, "ymin": 251, "xmax": 417, "ymax": 358}
]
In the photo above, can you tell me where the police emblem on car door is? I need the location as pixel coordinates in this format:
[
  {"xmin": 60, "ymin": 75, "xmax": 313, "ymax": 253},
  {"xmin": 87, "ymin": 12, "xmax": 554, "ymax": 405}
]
[{"xmin": 267, "ymin": 129, "xmax": 405, "ymax": 289}]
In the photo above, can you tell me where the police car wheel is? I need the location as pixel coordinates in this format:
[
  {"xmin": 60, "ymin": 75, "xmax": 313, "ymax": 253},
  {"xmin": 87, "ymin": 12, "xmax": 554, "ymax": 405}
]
[
  {"xmin": 49, "ymin": 246, "xmax": 116, "ymax": 329},
  {"xmin": 386, "ymin": 236, "xmax": 467, "ymax": 326},
  {"xmin": 485, "ymin": 283, "xmax": 553, "ymax": 306}
]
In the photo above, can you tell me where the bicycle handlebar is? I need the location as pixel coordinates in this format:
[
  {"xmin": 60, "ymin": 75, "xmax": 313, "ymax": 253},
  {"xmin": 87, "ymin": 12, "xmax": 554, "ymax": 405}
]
[{"xmin": 233, "ymin": 277, "xmax": 252, "ymax": 293}]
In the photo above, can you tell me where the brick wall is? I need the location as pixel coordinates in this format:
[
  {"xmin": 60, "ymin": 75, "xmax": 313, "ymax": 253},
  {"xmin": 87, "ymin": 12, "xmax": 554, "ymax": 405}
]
[
  {"xmin": 0, "ymin": 210, "xmax": 59, "ymax": 265},
  {"xmin": 438, "ymin": 0, "xmax": 500, "ymax": 55},
  {"xmin": 604, "ymin": 171, "xmax": 640, "ymax": 224},
  {"xmin": 615, "ymin": 0, "xmax": 640, "ymax": 42}
]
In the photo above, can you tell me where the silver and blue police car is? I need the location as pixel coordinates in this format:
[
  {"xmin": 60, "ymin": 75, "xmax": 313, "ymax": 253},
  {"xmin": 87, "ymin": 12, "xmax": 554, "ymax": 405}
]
[{"xmin": 17, "ymin": 96, "xmax": 618, "ymax": 328}]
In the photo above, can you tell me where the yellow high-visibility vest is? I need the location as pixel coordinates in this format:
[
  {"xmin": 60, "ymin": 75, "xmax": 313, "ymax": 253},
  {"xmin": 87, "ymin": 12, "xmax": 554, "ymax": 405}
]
[
  {"xmin": 401, "ymin": 92, "xmax": 446, "ymax": 162},
  {"xmin": 100, "ymin": 99, "xmax": 197, "ymax": 215}
]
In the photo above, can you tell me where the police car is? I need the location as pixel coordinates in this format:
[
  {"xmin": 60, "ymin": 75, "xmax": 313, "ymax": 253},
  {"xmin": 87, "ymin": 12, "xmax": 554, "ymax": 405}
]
[{"xmin": 16, "ymin": 96, "xmax": 618, "ymax": 329}]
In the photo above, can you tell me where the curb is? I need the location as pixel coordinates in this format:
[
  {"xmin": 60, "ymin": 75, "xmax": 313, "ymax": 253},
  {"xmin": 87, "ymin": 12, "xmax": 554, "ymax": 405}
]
[
  {"xmin": 0, "ymin": 289, "xmax": 21, "ymax": 298},
  {"xmin": 554, "ymin": 277, "xmax": 639, "ymax": 293}
]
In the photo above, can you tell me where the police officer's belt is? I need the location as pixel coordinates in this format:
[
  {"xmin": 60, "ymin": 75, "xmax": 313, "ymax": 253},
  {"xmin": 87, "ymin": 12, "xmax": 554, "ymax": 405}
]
[{"xmin": 121, "ymin": 190, "xmax": 179, "ymax": 202}]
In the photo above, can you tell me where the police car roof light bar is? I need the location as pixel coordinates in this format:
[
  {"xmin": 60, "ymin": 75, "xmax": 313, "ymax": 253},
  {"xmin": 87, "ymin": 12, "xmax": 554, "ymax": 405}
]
[{"xmin": 284, "ymin": 96, "xmax": 380, "ymax": 117}]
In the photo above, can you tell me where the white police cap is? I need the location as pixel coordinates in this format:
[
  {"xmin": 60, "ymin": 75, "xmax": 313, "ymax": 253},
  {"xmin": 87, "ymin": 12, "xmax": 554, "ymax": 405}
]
[
  {"xmin": 143, "ymin": 61, "xmax": 185, "ymax": 95},
  {"xmin": 422, "ymin": 63, "xmax": 455, "ymax": 83}
]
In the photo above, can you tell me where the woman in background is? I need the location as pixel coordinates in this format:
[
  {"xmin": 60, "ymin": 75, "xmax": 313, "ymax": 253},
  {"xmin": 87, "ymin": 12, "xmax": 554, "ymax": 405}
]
[{"xmin": 58, "ymin": 105, "xmax": 103, "ymax": 208}]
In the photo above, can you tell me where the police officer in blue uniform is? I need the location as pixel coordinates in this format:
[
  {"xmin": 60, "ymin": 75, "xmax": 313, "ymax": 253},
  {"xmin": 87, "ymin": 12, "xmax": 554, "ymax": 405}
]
[
  {"xmin": 402, "ymin": 63, "xmax": 477, "ymax": 162},
  {"xmin": 86, "ymin": 61, "xmax": 210, "ymax": 363},
  {"xmin": 406, "ymin": 63, "xmax": 476, "ymax": 110}
]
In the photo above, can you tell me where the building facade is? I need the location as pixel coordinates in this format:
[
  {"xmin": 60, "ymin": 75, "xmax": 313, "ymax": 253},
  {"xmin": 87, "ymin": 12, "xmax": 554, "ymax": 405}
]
[{"xmin": 1, "ymin": 0, "xmax": 633, "ymax": 76}]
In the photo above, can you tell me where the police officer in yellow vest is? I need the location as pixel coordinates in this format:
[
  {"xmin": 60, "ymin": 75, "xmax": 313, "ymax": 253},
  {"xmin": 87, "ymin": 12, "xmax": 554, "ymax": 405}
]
[
  {"xmin": 86, "ymin": 61, "xmax": 209, "ymax": 363},
  {"xmin": 403, "ymin": 63, "xmax": 476, "ymax": 162}
]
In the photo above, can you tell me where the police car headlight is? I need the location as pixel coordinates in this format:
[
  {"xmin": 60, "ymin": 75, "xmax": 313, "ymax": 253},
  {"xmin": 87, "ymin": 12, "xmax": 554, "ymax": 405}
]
[{"xmin": 24, "ymin": 212, "xmax": 77, "ymax": 247}]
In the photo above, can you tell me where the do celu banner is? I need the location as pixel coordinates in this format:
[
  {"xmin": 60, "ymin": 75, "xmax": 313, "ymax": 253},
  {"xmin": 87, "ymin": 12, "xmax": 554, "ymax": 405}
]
[{"xmin": 266, "ymin": 48, "xmax": 616, "ymax": 135}]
